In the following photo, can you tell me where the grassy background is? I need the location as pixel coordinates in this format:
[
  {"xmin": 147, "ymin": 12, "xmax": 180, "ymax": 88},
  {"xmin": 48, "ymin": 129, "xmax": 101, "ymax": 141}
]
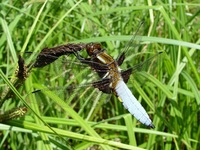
[{"xmin": 0, "ymin": 0, "xmax": 200, "ymax": 150}]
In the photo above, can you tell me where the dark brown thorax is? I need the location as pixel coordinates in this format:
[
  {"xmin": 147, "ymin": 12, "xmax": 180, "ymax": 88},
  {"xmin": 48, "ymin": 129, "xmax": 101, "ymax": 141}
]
[{"xmin": 85, "ymin": 43, "xmax": 122, "ymax": 89}]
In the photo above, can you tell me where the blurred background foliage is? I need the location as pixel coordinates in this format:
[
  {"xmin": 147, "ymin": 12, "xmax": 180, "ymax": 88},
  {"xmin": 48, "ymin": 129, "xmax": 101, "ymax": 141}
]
[{"xmin": 0, "ymin": 0, "xmax": 199, "ymax": 150}]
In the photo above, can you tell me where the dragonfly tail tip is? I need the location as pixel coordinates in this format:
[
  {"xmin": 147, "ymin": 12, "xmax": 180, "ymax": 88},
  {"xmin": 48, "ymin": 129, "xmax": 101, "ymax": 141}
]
[{"xmin": 149, "ymin": 123, "xmax": 155, "ymax": 129}]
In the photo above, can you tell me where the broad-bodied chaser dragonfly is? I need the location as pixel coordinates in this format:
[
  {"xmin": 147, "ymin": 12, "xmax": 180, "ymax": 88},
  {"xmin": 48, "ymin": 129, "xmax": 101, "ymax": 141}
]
[{"xmin": 33, "ymin": 42, "xmax": 158, "ymax": 128}]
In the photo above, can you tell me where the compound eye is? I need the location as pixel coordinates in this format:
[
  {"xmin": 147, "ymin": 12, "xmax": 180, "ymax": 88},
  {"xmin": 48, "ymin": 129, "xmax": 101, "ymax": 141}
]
[
  {"xmin": 94, "ymin": 43, "xmax": 101, "ymax": 50},
  {"xmin": 86, "ymin": 43, "xmax": 102, "ymax": 56}
]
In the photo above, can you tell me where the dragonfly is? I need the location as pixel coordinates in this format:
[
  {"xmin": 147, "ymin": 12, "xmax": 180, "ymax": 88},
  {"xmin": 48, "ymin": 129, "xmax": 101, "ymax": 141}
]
[
  {"xmin": 33, "ymin": 41, "xmax": 158, "ymax": 128},
  {"xmin": 72, "ymin": 43, "xmax": 155, "ymax": 128}
]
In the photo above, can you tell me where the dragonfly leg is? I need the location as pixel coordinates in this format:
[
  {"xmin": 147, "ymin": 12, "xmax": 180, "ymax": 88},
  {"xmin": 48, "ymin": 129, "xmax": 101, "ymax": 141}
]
[
  {"xmin": 72, "ymin": 51, "xmax": 86, "ymax": 61},
  {"xmin": 72, "ymin": 51, "xmax": 101, "ymax": 66}
]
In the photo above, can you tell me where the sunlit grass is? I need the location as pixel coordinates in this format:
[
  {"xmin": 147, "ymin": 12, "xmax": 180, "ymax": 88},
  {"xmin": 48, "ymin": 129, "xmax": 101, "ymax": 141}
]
[{"xmin": 0, "ymin": 0, "xmax": 200, "ymax": 150}]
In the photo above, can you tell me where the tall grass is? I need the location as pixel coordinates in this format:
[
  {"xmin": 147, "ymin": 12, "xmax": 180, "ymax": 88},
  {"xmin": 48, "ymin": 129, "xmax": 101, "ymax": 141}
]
[{"xmin": 0, "ymin": 0, "xmax": 200, "ymax": 149}]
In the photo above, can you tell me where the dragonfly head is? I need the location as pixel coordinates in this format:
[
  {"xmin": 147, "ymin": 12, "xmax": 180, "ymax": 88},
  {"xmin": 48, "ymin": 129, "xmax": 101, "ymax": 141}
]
[{"xmin": 86, "ymin": 43, "xmax": 102, "ymax": 56}]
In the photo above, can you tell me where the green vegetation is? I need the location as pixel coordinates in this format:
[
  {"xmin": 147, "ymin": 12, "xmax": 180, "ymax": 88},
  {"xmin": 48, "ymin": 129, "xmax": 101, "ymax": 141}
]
[{"xmin": 0, "ymin": 0, "xmax": 199, "ymax": 149}]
